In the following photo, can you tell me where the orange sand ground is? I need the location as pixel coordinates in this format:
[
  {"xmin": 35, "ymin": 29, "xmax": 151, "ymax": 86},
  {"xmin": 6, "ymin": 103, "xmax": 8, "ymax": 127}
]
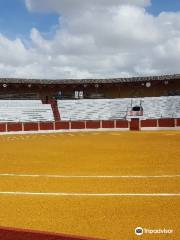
[{"xmin": 0, "ymin": 131, "xmax": 179, "ymax": 239}]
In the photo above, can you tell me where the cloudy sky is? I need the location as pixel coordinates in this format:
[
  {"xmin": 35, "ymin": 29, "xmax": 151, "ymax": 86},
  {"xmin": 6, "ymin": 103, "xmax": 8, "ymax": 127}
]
[{"xmin": 0, "ymin": 0, "xmax": 180, "ymax": 79}]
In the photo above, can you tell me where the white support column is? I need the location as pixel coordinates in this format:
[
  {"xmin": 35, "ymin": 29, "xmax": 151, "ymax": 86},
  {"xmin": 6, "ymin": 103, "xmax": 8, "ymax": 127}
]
[
  {"xmin": 139, "ymin": 119, "xmax": 141, "ymax": 131},
  {"xmin": 128, "ymin": 120, "xmax": 130, "ymax": 130},
  {"xmin": 85, "ymin": 120, "xmax": 87, "ymax": 129},
  {"xmin": 22, "ymin": 122, "xmax": 24, "ymax": 132},
  {"xmin": 53, "ymin": 121, "xmax": 55, "ymax": 131},
  {"xmin": 157, "ymin": 119, "xmax": 159, "ymax": 128},
  {"xmin": 114, "ymin": 120, "xmax": 116, "ymax": 128},
  {"xmin": 175, "ymin": 118, "xmax": 177, "ymax": 127}
]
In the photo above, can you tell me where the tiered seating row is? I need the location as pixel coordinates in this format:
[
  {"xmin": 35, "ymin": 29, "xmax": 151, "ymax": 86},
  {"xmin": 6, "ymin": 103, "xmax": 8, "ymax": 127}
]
[
  {"xmin": 58, "ymin": 96, "xmax": 180, "ymax": 120},
  {"xmin": 0, "ymin": 97, "xmax": 180, "ymax": 123},
  {"xmin": 58, "ymin": 99, "xmax": 129, "ymax": 120},
  {"xmin": 0, "ymin": 100, "xmax": 54, "ymax": 122}
]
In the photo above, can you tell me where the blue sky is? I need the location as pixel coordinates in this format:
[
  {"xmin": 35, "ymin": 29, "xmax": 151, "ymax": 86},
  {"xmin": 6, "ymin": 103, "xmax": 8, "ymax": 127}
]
[
  {"xmin": 0, "ymin": 0, "xmax": 180, "ymax": 78},
  {"xmin": 0, "ymin": 0, "xmax": 180, "ymax": 40},
  {"xmin": 0, "ymin": 0, "xmax": 59, "ymax": 39},
  {"xmin": 148, "ymin": 0, "xmax": 180, "ymax": 15}
]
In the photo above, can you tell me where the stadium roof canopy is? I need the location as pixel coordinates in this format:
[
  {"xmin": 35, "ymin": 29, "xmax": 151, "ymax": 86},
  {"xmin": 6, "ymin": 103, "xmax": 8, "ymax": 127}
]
[{"xmin": 0, "ymin": 74, "xmax": 179, "ymax": 85}]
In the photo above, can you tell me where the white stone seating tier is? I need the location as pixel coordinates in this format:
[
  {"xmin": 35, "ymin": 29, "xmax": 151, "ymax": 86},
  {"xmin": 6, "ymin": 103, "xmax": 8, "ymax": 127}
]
[
  {"xmin": 0, "ymin": 100, "xmax": 54, "ymax": 122},
  {"xmin": 58, "ymin": 96, "xmax": 180, "ymax": 121}
]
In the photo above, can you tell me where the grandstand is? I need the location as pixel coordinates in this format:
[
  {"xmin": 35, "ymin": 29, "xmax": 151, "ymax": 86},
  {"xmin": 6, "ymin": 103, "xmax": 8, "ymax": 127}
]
[
  {"xmin": 0, "ymin": 96, "xmax": 179, "ymax": 123},
  {"xmin": 58, "ymin": 96, "xmax": 180, "ymax": 121},
  {"xmin": 0, "ymin": 74, "xmax": 179, "ymax": 131}
]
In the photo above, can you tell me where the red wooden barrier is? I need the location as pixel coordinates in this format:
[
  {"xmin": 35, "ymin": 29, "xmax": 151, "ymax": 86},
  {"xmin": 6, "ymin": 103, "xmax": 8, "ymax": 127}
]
[
  {"xmin": 40, "ymin": 122, "xmax": 54, "ymax": 131},
  {"xmin": 0, "ymin": 123, "xmax": 6, "ymax": 132},
  {"xmin": 130, "ymin": 119, "xmax": 140, "ymax": 131},
  {"xmin": 55, "ymin": 121, "xmax": 69, "ymax": 130},
  {"xmin": 116, "ymin": 120, "xmax": 128, "ymax": 128},
  {"xmin": 176, "ymin": 119, "xmax": 180, "ymax": 127},
  {"xmin": 158, "ymin": 118, "xmax": 175, "ymax": 127},
  {"xmin": 24, "ymin": 122, "xmax": 39, "ymax": 131},
  {"xmin": 71, "ymin": 121, "xmax": 86, "ymax": 129},
  {"xmin": 86, "ymin": 121, "xmax": 101, "ymax": 129},
  {"xmin": 0, "ymin": 226, "xmax": 103, "ymax": 240},
  {"xmin": 7, "ymin": 123, "xmax": 22, "ymax": 132},
  {"xmin": 141, "ymin": 119, "xmax": 157, "ymax": 128},
  {"xmin": 0, "ymin": 119, "xmax": 179, "ymax": 133},
  {"xmin": 102, "ymin": 120, "xmax": 114, "ymax": 128}
]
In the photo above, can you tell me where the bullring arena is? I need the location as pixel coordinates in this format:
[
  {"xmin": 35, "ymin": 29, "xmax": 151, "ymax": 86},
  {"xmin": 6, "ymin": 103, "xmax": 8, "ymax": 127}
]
[{"xmin": 0, "ymin": 75, "xmax": 180, "ymax": 239}]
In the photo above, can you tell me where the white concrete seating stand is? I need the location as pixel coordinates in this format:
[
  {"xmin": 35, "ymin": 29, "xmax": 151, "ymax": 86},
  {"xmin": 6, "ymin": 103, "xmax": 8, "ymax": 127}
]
[
  {"xmin": 0, "ymin": 100, "xmax": 54, "ymax": 122},
  {"xmin": 58, "ymin": 96, "xmax": 180, "ymax": 121}
]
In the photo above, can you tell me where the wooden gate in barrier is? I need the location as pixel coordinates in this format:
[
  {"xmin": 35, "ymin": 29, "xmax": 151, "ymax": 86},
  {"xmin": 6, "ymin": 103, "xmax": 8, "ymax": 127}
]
[{"xmin": 130, "ymin": 118, "xmax": 140, "ymax": 131}]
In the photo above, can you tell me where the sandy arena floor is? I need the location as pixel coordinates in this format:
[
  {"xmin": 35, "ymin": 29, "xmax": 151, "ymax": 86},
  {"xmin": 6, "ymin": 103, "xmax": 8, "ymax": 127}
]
[{"xmin": 0, "ymin": 131, "xmax": 179, "ymax": 239}]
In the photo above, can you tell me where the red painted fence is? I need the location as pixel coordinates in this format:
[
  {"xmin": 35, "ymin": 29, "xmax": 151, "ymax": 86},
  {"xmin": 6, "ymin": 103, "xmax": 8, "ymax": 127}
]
[
  {"xmin": 158, "ymin": 118, "xmax": 175, "ymax": 127},
  {"xmin": 141, "ymin": 119, "xmax": 157, "ymax": 127},
  {"xmin": 0, "ymin": 118, "xmax": 179, "ymax": 133}
]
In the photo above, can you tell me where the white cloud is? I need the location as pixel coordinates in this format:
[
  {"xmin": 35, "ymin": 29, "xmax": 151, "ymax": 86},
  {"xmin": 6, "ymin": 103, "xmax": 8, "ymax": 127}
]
[
  {"xmin": 25, "ymin": 0, "xmax": 151, "ymax": 14},
  {"xmin": 0, "ymin": 0, "xmax": 180, "ymax": 78}
]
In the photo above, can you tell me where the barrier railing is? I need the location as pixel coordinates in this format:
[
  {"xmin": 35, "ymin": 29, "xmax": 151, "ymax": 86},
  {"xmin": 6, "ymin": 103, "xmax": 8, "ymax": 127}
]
[
  {"xmin": 0, "ymin": 118, "xmax": 179, "ymax": 133},
  {"xmin": 0, "ymin": 120, "xmax": 129, "ymax": 133}
]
